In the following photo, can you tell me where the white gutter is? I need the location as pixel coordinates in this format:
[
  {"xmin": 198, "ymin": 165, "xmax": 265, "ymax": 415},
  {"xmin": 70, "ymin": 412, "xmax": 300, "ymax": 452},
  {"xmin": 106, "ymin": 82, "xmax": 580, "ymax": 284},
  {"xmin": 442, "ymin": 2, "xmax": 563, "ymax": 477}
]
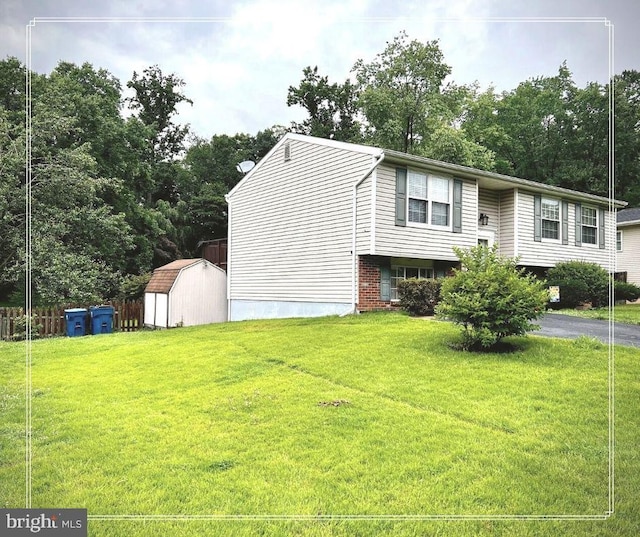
[{"xmin": 350, "ymin": 152, "xmax": 385, "ymax": 315}]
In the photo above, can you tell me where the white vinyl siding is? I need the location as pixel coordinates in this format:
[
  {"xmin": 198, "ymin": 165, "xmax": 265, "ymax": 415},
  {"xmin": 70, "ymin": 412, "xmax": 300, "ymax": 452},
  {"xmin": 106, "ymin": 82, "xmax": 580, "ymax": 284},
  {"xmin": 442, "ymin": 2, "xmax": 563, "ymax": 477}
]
[
  {"xmin": 169, "ymin": 262, "xmax": 227, "ymax": 326},
  {"xmin": 228, "ymin": 138, "xmax": 374, "ymax": 304},
  {"xmin": 617, "ymin": 224, "xmax": 640, "ymax": 285},
  {"xmin": 497, "ymin": 189, "xmax": 516, "ymax": 258},
  {"xmin": 516, "ymin": 191, "xmax": 614, "ymax": 270},
  {"xmin": 374, "ymin": 164, "xmax": 477, "ymax": 260}
]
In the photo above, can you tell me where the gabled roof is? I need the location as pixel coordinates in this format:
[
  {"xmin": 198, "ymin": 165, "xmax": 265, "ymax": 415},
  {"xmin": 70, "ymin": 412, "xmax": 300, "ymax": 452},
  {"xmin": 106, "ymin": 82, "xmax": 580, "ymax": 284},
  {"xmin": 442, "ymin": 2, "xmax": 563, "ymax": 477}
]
[
  {"xmin": 226, "ymin": 133, "xmax": 627, "ymax": 208},
  {"xmin": 145, "ymin": 259, "xmax": 203, "ymax": 294},
  {"xmin": 617, "ymin": 207, "xmax": 640, "ymax": 225}
]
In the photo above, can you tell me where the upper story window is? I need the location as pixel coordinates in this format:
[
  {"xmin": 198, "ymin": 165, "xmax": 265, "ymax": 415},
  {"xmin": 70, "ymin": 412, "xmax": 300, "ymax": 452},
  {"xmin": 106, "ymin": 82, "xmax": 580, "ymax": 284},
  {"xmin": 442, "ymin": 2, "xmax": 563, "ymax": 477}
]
[
  {"xmin": 541, "ymin": 198, "xmax": 560, "ymax": 240},
  {"xmin": 407, "ymin": 171, "xmax": 451, "ymax": 227},
  {"xmin": 581, "ymin": 206, "xmax": 598, "ymax": 245}
]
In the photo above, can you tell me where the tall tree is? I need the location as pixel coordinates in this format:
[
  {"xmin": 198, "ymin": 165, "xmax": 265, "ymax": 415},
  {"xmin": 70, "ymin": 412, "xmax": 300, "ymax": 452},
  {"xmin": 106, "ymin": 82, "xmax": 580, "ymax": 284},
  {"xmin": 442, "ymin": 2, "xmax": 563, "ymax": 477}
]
[
  {"xmin": 352, "ymin": 31, "xmax": 453, "ymax": 153},
  {"xmin": 611, "ymin": 70, "xmax": 640, "ymax": 205},
  {"xmin": 351, "ymin": 31, "xmax": 493, "ymax": 168},
  {"xmin": 287, "ymin": 66, "xmax": 361, "ymax": 142},
  {"xmin": 181, "ymin": 127, "xmax": 283, "ymax": 248},
  {"xmin": 126, "ymin": 64, "xmax": 193, "ymax": 162}
]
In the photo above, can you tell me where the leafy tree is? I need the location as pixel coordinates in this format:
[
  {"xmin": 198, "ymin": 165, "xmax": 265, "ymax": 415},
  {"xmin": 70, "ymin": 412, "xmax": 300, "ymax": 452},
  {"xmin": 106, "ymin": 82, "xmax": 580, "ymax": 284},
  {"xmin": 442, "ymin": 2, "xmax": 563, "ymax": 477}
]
[
  {"xmin": 0, "ymin": 60, "xmax": 136, "ymax": 305},
  {"xmin": 126, "ymin": 64, "xmax": 193, "ymax": 162},
  {"xmin": 181, "ymin": 128, "xmax": 282, "ymax": 247},
  {"xmin": 351, "ymin": 32, "xmax": 493, "ymax": 168},
  {"xmin": 287, "ymin": 66, "xmax": 361, "ymax": 141},
  {"xmin": 461, "ymin": 65, "xmax": 640, "ymax": 204},
  {"xmin": 353, "ymin": 31, "xmax": 452, "ymax": 153},
  {"xmin": 436, "ymin": 245, "xmax": 548, "ymax": 350},
  {"xmin": 611, "ymin": 70, "xmax": 640, "ymax": 205}
]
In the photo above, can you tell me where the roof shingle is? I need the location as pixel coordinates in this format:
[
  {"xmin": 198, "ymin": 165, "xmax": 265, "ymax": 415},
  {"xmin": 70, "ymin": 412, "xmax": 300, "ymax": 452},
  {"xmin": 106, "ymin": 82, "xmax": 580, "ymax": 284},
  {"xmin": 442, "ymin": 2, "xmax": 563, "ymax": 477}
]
[
  {"xmin": 145, "ymin": 259, "xmax": 202, "ymax": 294},
  {"xmin": 617, "ymin": 207, "xmax": 640, "ymax": 224}
]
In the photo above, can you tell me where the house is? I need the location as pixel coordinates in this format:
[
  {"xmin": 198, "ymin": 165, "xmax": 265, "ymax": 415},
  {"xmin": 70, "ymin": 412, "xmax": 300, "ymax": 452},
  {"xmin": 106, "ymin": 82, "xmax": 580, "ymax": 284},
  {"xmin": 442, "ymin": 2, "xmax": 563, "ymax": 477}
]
[
  {"xmin": 225, "ymin": 133, "xmax": 626, "ymax": 321},
  {"xmin": 144, "ymin": 259, "xmax": 227, "ymax": 328},
  {"xmin": 616, "ymin": 207, "xmax": 640, "ymax": 285}
]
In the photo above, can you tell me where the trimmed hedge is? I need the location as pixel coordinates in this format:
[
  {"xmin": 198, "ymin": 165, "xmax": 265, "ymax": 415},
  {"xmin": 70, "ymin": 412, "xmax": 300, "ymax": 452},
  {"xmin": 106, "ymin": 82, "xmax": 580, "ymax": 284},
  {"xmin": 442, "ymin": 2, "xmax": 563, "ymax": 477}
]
[
  {"xmin": 614, "ymin": 281, "xmax": 640, "ymax": 302},
  {"xmin": 397, "ymin": 278, "xmax": 442, "ymax": 316},
  {"xmin": 546, "ymin": 261, "xmax": 610, "ymax": 308},
  {"xmin": 547, "ymin": 279, "xmax": 590, "ymax": 309}
]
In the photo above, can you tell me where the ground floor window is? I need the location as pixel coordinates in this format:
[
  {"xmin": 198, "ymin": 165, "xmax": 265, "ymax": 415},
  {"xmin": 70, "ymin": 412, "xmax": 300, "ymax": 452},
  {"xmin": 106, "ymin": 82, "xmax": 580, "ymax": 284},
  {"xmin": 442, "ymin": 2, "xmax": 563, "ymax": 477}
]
[{"xmin": 390, "ymin": 266, "xmax": 434, "ymax": 300}]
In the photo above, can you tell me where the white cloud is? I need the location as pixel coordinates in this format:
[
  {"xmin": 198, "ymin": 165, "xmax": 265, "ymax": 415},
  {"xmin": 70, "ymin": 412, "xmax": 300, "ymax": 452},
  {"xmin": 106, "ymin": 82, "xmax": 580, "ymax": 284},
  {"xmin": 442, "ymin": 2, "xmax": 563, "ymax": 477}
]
[{"xmin": 1, "ymin": 0, "xmax": 635, "ymax": 138}]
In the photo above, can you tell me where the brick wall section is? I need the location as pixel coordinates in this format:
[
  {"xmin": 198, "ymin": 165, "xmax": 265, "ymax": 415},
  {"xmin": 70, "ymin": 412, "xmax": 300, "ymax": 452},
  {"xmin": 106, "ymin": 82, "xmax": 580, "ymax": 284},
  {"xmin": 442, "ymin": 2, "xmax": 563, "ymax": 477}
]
[{"xmin": 358, "ymin": 256, "xmax": 396, "ymax": 311}]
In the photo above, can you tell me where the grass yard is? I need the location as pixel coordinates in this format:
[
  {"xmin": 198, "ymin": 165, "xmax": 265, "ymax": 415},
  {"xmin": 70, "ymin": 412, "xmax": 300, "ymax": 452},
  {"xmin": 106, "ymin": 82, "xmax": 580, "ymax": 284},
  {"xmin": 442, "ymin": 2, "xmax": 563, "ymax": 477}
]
[
  {"xmin": 550, "ymin": 303, "xmax": 640, "ymax": 325},
  {"xmin": 1, "ymin": 313, "xmax": 639, "ymax": 536}
]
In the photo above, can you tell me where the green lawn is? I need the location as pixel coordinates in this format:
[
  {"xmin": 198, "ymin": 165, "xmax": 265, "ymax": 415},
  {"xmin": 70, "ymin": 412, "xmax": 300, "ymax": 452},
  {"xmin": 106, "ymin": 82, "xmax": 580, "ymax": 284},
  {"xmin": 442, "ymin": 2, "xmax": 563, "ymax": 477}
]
[
  {"xmin": 550, "ymin": 303, "xmax": 640, "ymax": 325},
  {"xmin": 1, "ymin": 313, "xmax": 639, "ymax": 536}
]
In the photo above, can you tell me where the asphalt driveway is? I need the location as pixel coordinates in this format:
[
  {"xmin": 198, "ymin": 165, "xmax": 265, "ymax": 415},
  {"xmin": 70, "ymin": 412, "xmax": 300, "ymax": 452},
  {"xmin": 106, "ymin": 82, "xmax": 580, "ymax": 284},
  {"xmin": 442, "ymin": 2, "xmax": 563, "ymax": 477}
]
[{"xmin": 534, "ymin": 313, "xmax": 640, "ymax": 348}]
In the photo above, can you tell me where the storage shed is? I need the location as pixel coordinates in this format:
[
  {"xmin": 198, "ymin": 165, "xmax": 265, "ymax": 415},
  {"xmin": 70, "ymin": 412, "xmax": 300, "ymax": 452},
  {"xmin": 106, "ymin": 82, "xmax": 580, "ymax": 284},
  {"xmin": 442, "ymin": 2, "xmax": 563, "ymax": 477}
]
[{"xmin": 144, "ymin": 259, "xmax": 227, "ymax": 328}]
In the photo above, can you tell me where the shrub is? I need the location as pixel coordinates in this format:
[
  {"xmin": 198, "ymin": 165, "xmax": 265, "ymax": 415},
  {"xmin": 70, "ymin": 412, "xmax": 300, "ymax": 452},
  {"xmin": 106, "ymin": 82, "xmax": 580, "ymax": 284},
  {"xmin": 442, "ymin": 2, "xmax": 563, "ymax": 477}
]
[
  {"xmin": 546, "ymin": 261, "xmax": 610, "ymax": 308},
  {"xmin": 11, "ymin": 315, "xmax": 43, "ymax": 341},
  {"xmin": 435, "ymin": 244, "xmax": 548, "ymax": 351},
  {"xmin": 547, "ymin": 278, "xmax": 590, "ymax": 309},
  {"xmin": 397, "ymin": 278, "xmax": 442, "ymax": 316},
  {"xmin": 118, "ymin": 273, "xmax": 152, "ymax": 301},
  {"xmin": 614, "ymin": 281, "xmax": 640, "ymax": 302}
]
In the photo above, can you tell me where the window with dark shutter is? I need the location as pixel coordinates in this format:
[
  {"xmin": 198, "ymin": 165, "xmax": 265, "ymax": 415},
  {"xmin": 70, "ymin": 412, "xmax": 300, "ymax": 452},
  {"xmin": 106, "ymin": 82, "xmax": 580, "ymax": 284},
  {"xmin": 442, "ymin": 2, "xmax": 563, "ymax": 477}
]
[
  {"xmin": 380, "ymin": 265, "xmax": 391, "ymax": 301},
  {"xmin": 598, "ymin": 209, "xmax": 605, "ymax": 249},
  {"xmin": 562, "ymin": 200, "xmax": 569, "ymax": 245},
  {"xmin": 575, "ymin": 202, "xmax": 582, "ymax": 246},
  {"xmin": 453, "ymin": 179, "xmax": 462, "ymax": 233},
  {"xmin": 534, "ymin": 195, "xmax": 542, "ymax": 242}
]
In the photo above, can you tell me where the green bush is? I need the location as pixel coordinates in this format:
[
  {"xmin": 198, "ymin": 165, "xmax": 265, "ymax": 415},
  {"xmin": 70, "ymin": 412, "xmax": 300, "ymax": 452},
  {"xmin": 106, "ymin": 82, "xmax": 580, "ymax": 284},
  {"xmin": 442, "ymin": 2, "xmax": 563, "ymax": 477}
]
[
  {"xmin": 614, "ymin": 281, "xmax": 640, "ymax": 302},
  {"xmin": 118, "ymin": 273, "xmax": 152, "ymax": 301},
  {"xmin": 547, "ymin": 279, "xmax": 590, "ymax": 309},
  {"xmin": 11, "ymin": 315, "xmax": 43, "ymax": 341},
  {"xmin": 546, "ymin": 261, "xmax": 610, "ymax": 308},
  {"xmin": 397, "ymin": 278, "xmax": 442, "ymax": 316},
  {"xmin": 435, "ymin": 245, "xmax": 548, "ymax": 350}
]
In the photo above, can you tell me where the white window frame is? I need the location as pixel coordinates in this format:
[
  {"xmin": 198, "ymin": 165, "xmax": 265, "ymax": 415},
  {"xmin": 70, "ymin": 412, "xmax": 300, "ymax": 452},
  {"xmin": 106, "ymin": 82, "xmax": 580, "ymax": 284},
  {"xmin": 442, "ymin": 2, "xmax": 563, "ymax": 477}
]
[
  {"xmin": 390, "ymin": 266, "xmax": 435, "ymax": 301},
  {"xmin": 617, "ymin": 230, "xmax": 623, "ymax": 252},
  {"xmin": 541, "ymin": 197, "xmax": 561, "ymax": 242},
  {"xmin": 581, "ymin": 205, "xmax": 598, "ymax": 246},
  {"xmin": 406, "ymin": 170, "xmax": 452, "ymax": 230},
  {"xmin": 477, "ymin": 229, "xmax": 495, "ymax": 247}
]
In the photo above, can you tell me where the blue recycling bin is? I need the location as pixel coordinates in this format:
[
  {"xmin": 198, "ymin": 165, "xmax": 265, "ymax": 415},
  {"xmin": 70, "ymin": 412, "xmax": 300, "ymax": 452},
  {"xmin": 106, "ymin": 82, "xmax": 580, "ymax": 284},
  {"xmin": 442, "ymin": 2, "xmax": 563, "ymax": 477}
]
[
  {"xmin": 89, "ymin": 306, "xmax": 115, "ymax": 335},
  {"xmin": 64, "ymin": 308, "xmax": 88, "ymax": 337}
]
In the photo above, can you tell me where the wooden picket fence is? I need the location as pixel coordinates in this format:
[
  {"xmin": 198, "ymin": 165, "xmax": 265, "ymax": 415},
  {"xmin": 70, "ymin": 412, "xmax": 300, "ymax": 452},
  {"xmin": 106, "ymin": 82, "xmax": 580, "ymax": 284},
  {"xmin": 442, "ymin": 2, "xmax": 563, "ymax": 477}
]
[{"xmin": 0, "ymin": 300, "xmax": 144, "ymax": 341}]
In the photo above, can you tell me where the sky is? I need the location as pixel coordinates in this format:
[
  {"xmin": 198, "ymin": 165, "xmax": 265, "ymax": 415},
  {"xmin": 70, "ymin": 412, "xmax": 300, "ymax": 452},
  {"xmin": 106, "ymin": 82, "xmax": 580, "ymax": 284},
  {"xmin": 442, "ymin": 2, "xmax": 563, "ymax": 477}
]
[{"xmin": 1, "ymin": 0, "xmax": 638, "ymax": 140}]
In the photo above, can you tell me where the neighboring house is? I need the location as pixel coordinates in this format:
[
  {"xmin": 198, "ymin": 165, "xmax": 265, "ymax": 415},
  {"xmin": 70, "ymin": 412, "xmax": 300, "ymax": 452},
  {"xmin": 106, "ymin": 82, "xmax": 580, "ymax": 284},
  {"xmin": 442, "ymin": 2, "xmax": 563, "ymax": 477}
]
[
  {"xmin": 144, "ymin": 259, "xmax": 227, "ymax": 328},
  {"xmin": 226, "ymin": 133, "xmax": 626, "ymax": 321},
  {"xmin": 616, "ymin": 207, "xmax": 640, "ymax": 285}
]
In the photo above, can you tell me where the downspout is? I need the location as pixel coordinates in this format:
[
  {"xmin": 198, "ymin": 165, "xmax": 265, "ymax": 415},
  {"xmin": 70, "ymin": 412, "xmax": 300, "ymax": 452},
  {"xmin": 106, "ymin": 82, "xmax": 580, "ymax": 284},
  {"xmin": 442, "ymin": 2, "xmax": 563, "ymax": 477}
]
[
  {"xmin": 348, "ymin": 152, "xmax": 385, "ymax": 315},
  {"xmin": 224, "ymin": 194, "xmax": 232, "ymax": 322}
]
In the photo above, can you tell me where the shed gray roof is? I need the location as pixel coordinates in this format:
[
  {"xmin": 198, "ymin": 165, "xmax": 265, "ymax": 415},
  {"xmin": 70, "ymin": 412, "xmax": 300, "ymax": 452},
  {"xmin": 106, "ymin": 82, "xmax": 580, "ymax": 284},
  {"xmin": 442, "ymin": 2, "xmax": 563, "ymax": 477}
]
[{"xmin": 617, "ymin": 207, "xmax": 640, "ymax": 224}]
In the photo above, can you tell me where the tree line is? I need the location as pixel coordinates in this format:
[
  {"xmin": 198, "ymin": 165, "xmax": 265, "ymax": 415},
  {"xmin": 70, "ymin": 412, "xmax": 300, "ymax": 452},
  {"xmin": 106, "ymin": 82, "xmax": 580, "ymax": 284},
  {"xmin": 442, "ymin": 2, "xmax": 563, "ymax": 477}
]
[{"xmin": 1, "ymin": 31, "xmax": 638, "ymax": 305}]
